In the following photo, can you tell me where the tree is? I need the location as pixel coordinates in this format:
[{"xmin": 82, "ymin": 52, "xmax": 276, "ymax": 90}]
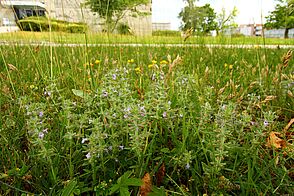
[
  {"xmin": 85, "ymin": 0, "xmax": 150, "ymax": 33},
  {"xmin": 179, "ymin": 2, "xmax": 217, "ymax": 35},
  {"xmin": 216, "ymin": 7, "xmax": 238, "ymax": 35},
  {"xmin": 265, "ymin": 0, "xmax": 294, "ymax": 38}
]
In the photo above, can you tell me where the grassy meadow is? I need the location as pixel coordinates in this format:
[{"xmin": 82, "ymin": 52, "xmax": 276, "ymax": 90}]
[
  {"xmin": 0, "ymin": 34, "xmax": 293, "ymax": 195},
  {"xmin": 1, "ymin": 31, "xmax": 294, "ymax": 45}
]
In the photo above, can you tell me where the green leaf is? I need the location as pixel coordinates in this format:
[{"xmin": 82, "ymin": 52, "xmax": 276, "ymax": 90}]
[
  {"xmin": 124, "ymin": 178, "xmax": 143, "ymax": 186},
  {"xmin": 119, "ymin": 187, "xmax": 130, "ymax": 196},
  {"xmin": 61, "ymin": 180, "xmax": 78, "ymax": 196},
  {"xmin": 0, "ymin": 173, "xmax": 8, "ymax": 179},
  {"xmin": 148, "ymin": 186, "xmax": 166, "ymax": 196},
  {"xmin": 120, "ymin": 171, "xmax": 133, "ymax": 180},
  {"xmin": 160, "ymin": 148, "xmax": 170, "ymax": 153},
  {"xmin": 72, "ymin": 89, "xmax": 87, "ymax": 99},
  {"xmin": 110, "ymin": 171, "xmax": 136, "ymax": 194},
  {"xmin": 109, "ymin": 184, "xmax": 120, "ymax": 195}
]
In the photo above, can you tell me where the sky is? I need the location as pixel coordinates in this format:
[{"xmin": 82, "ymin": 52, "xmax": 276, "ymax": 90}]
[{"xmin": 152, "ymin": 0, "xmax": 278, "ymax": 30}]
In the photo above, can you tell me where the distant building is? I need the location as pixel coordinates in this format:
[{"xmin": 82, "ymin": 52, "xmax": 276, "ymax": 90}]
[
  {"xmin": 0, "ymin": 0, "xmax": 152, "ymax": 35},
  {"xmin": 264, "ymin": 28, "xmax": 294, "ymax": 38},
  {"xmin": 152, "ymin": 22, "xmax": 171, "ymax": 31},
  {"xmin": 239, "ymin": 24, "xmax": 263, "ymax": 36}
]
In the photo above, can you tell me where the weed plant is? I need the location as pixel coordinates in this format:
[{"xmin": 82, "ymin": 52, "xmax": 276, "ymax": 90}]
[{"xmin": 0, "ymin": 42, "xmax": 293, "ymax": 195}]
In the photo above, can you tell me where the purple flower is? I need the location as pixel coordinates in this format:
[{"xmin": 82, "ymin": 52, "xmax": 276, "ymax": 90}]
[
  {"xmin": 38, "ymin": 132, "xmax": 45, "ymax": 139},
  {"xmin": 140, "ymin": 106, "xmax": 145, "ymax": 112},
  {"xmin": 86, "ymin": 152, "xmax": 91, "ymax": 159},
  {"xmin": 102, "ymin": 90, "xmax": 108, "ymax": 97},
  {"xmin": 264, "ymin": 120, "xmax": 269, "ymax": 127},
  {"xmin": 39, "ymin": 111, "xmax": 44, "ymax": 118},
  {"xmin": 112, "ymin": 74, "xmax": 117, "ymax": 80},
  {"xmin": 125, "ymin": 107, "xmax": 131, "ymax": 112},
  {"xmin": 163, "ymin": 112, "xmax": 167, "ymax": 118}
]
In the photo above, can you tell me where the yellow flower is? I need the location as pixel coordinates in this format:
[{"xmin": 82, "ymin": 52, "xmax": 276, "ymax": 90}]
[
  {"xmin": 128, "ymin": 59, "xmax": 135, "ymax": 63},
  {"xmin": 16, "ymin": 168, "xmax": 20, "ymax": 171},
  {"xmin": 90, "ymin": 63, "xmax": 94, "ymax": 67},
  {"xmin": 224, "ymin": 63, "xmax": 228, "ymax": 68},
  {"xmin": 135, "ymin": 67, "xmax": 141, "ymax": 72},
  {"xmin": 30, "ymin": 85, "xmax": 35, "ymax": 89},
  {"xmin": 95, "ymin": 59, "xmax": 101, "ymax": 64},
  {"xmin": 148, "ymin": 64, "xmax": 154, "ymax": 69},
  {"xmin": 160, "ymin": 60, "xmax": 168, "ymax": 64},
  {"xmin": 151, "ymin": 60, "xmax": 157, "ymax": 64},
  {"xmin": 229, "ymin": 64, "xmax": 233, "ymax": 69}
]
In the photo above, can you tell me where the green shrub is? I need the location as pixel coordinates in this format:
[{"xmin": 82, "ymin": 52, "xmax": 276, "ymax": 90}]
[
  {"xmin": 152, "ymin": 30, "xmax": 181, "ymax": 37},
  {"xmin": 116, "ymin": 23, "xmax": 133, "ymax": 35},
  {"xmin": 17, "ymin": 16, "xmax": 87, "ymax": 33}
]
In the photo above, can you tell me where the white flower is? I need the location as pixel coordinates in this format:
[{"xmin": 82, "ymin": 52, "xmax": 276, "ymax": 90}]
[
  {"xmin": 86, "ymin": 152, "xmax": 91, "ymax": 159},
  {"xmin": 185, "ymin": 163, "xmax": 190, "ymax": 170},
  {"xmin": 81, "ymin": 138, "xmax": 88, "ymax": 144}
]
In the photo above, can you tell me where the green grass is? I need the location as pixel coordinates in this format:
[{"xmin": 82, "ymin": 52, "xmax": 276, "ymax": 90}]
[
  {"xmin": 0, "ymin": 40, "xmax": 293, "ymax": 195},
  {"xmin": 1, "ymin": 31, "xmax": 294, "ymax": 45}
]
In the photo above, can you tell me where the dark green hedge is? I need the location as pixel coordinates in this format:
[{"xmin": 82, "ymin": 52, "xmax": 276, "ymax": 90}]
[{"xmin": 17, "ymin": 17, "xmax": 87, "ymax": 33}]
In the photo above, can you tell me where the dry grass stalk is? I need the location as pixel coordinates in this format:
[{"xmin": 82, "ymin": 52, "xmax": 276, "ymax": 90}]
[
  {"xmin": 283, "ymin": 118, "xmax": 294, "ymax": 133},
  {"xmin": 7, "ymin": 64, "xmax": 18, "ymax": 71},
  {"xmin": 281, "ymin": 50, "xmax": 293, "ymax": 68},
  {"xmin": 183, "ymin": 27, "xmax": 193, "ymax": 42}
]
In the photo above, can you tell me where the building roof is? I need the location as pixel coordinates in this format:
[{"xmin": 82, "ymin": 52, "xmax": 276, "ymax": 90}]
[{"xmin": 1, "ymin": 0, "xmax": 46, "ymax": 9}]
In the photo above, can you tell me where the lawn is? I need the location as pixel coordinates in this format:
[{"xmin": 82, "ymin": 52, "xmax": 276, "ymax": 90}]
[
  {"xmin": 1, "ymin": 31, "xmax": 294, "ymax": 45},
  {"xmin": 0, "ymin": 37, "xmax": 293, "ymax": 195}
]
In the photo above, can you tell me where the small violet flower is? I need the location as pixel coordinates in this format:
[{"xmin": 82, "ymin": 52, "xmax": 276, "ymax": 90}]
[
  {"xmin": 163, "ymin": 112, "xmax": 167, "ymax": 118},
  {"xmin": 102, "ymin": 90, "xmax": 108, "ymax": 97},
  {"xmin": 112, "ymin": 74, "xmax": 117, "ymax": 80},
  {"xmin": 38, "ymin": 132, "xmax": 45, "ymax": 139},
  {"xmin": 263, "ymin": 120, "xmax": 269, "ymax": 127},
  {"xmin": 39, "ymin": 111, "xmax": 44, "ymax": 118}
]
